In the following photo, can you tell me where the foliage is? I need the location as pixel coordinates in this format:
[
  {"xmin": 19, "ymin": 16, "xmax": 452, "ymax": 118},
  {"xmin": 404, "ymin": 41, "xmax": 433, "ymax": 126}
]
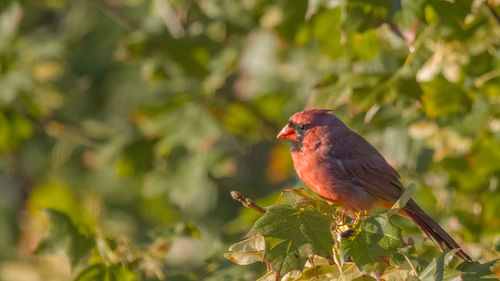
[
  {"xmin": 250, "ymin": 204, "xmax": 335, "ymax": 274},
  {"xmin": 0, "ymin": 0, "xmax": 500, "ymax": 280},
  {"xmin": 74, "ymin": 264, "xmax": 136, "ymax": 281},
  {"xmin": 341, "ymin": 214, "xmax": 403, "ymax": 274},
  {"xmin": 225, "ymin": 189, "xmax": 499, "ymax": 280},
  {"xmin": 35, "ymin": 209, "xmax": 93, "ymax": 266}
]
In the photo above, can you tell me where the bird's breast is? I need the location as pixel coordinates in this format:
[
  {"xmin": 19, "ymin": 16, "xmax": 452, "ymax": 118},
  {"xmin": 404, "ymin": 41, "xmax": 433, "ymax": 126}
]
[
  {"xmin": 290, "ymin": 149, "xmax": 375, "ymax": 211},
  {"xmin": 291, "ymin": 150, "xmax": 339, "ymax": 200}
]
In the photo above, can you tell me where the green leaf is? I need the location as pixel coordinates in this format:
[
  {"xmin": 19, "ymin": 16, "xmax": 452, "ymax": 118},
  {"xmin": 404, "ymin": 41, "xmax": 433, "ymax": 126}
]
[
  {"xmin": 427, "ymin": 0, "xmax": 472, "ymax": 26},
  {"xmin": 264, "ymin": 236, "xmax": 308, "ymax": 276},
  {"xmin": 420, "ymin": 76, "xmax": 470, "ymax": 118},
  {"xmin": 457, "ymin": 259, "xmax": 499, "ymax": 281},
  {"xmin": 312, "ymin": 8, "xmax": 343, "ymax": 59},
  {"xmin": 0, "ymin": 110, "xmax": 33, "ymax": 152},
  {"xmin": 205, "ymin": 263, "xmax": 263, "ymax": 281},
  {"xmin": 353, "ymin": 275, "xmax": 377, "ymax": 281},
  {"xmin": 294, "ymin": 264, "xmax": 339, "ymax": 280},
  {"xmin": 381, "ymin": 266, "xmax": 417, "ymax": 281},
  {"xmin": 349, "ymin": 30, "xmax": 380, "ymax": 61},
  {"xmin": 342, "ymin": 0, "xmax": 389, "ymax": 34},
  {"xmin": 250, "ymin": 205, "xmax": 335, "ymax": 274},
  {"xmin": 36, "ymin": 209, "xmax": 93, "ymax": 266},
  {"xmin": 274, "ymin": 0, "xmax": 308, "ymax": 40},
  {"xmin": 400, "ymin": 0, "xmax": 426, "ymax": 27},
  {"xmin": 283, "ymin": 188, "xmax": 338, "ymax": 214},
  {"xmin": 387, "ymin": 183, "xmax": 416, "ymax": 217},
  {"xmin": 74, "ymin": 264, "xmax": 136, "ymax": 281},
  {"xmin": 419, "ymin": 251, "xmax": 463, "ymax": 281},
  {"xmin": 341, "ymin": 214, "xmax": 403, "ymax": 273},
  {"xmin": 294, "ymin": 263, "xmax": 364, "ymax": 281}
]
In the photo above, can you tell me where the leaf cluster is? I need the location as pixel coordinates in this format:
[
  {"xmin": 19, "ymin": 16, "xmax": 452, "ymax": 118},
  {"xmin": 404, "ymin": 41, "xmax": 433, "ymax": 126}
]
[
  {"xmin": 36, "ymin": 208, "xmax": 179, "ymax": 281},
  {"xmin": 226, "ymin": 189, "xmax": 500, "ymax": 281}
]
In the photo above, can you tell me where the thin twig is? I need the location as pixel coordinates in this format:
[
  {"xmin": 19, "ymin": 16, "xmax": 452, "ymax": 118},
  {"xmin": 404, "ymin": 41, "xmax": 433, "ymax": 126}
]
[
  {"xmin": 404, "ymin": 25, "xmax": 433, "ymax": 67},
  {"xmin": 89, "ymin": 0, "xmax": 138, "ymax": 31},
  {"xmin": 152, "ymin": 0, "xmax": 185, "ymax": 38},
  {"xmin": 386, "ymin": 21, "xmax": 406, "ymax": 42},
  {"xmin": 474, "ymin": 68, "xmax": 500, "ymax": 87},
  {"xmin": 485, "ymin": 0, "xmax": 500, "ymax": 25},
  {"xmin": 403, "ymin": 253, "xmax": 418, "ymax": 277},
  {"xmin": 231, "ymin": 191, "xmax": 266, "ymax": 214}
]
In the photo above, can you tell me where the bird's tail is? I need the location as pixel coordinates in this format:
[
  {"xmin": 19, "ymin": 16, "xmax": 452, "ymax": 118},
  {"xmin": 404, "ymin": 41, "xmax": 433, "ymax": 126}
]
[{"xmin": 404, "ymin": 200, "xmax": 472, "ymax": 262}]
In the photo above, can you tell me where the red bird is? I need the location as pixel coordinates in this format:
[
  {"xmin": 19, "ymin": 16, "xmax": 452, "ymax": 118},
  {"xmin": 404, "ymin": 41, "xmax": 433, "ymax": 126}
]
[{"xmin": 277, "ymin": 109, "xmax": 471, "ymax": 261}]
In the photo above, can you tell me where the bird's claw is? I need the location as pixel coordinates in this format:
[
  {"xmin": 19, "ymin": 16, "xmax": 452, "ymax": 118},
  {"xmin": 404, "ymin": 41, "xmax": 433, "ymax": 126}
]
[{"xmin": 352, "ymin": 210, "xmax": 368, "ymax": 226}]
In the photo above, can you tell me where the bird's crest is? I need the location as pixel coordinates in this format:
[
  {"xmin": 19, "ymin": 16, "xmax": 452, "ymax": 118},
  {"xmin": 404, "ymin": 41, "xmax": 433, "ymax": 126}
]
[{"xmin": 289, "ymin": 109, "xmax": 333, "ymax": 124}]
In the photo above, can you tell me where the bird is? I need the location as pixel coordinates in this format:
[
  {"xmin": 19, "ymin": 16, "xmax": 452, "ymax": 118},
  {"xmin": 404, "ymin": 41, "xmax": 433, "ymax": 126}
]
[{"xmin": 277, "ymin": 109, "xmax": 471, "ymax": 261}]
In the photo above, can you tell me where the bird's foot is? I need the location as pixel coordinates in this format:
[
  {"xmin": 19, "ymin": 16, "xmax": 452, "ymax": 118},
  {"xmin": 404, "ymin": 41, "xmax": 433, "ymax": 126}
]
[
  {"xmin": 332, "ymin": 209, "xmax": 367, "ymax": 239},
  {"xmin": 352, "ymin": 210, "xmax": 368, "ymax": 226}
]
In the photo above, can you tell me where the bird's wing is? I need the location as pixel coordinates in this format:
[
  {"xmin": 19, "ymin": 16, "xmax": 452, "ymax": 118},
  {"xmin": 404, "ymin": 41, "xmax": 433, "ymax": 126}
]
[{"xmin": 329, "ymin": 131, "xmax": 404, "ymax": 203}]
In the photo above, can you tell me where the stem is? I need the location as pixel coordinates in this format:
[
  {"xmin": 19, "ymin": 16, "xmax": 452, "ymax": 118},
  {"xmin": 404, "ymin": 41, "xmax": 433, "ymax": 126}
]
[
  {"xmin": 153, "ymin": 0, "xmax": 185, "ymax": 38},
  {"xmin": 485, "ymin": 0, "xmax": 500, "ymax": 25},
  {"xmin": 333, "ymin": 245, "xmax": 346, "ymax": 281},
  {"xmin": 231, "ymin": 191, "xmax": 266, "ymax": 214},
  {"xmin": 474, "ymin": 68, "xmax": 500, "ymax": 87},
  {"xmin": 404, "ymin": 25, "xmax": 433, "ymax": 67},
  {"xmin": 387, "ymin": 21, "xmax": 406, "ymax": 42},
  {"xmin": 89, "ymin": 0, "xmax": 138, "ymax": 31},
  {"xmin": 403, "ymin": 253, "xmax": 418, "ymax": 277}
]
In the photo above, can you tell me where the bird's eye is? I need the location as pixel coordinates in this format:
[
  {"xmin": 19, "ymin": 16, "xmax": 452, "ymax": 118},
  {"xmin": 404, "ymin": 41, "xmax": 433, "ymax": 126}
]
[{"xmin": 296, "ymin": 124, "xmax": 309, "ymax": 132}]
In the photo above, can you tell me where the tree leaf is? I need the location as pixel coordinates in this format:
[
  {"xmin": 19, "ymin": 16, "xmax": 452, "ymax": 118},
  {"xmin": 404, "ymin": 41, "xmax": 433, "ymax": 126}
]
[
  {"xmin": 282, "ymin": 188, "xmax": 338, "ymax": 214},
  {"xmin": 312, "ymin": 8, "xmax": 343, "ymax": 59},
  {"xmin": 400, "ymin": 0, "xmax": 426, "ymax": 27},
  {"xmin": 36, "ymin": 209, "xmax": 93, "ymax": 266},
  {"xmin": 229, "ymin": 236, "xmax": 265, "ymax": 252},
  {"xmin": 224, "ymin": 251, "xmax": 264, "ymax": 265},
  {"xmin": 419, "ymin": 251, "xmax": 463, "ymax": 281},
  {"xmin": 420, "ymin": 76, "xmax": 470, "ymax": 118},
  {"xmin": 256, "ymin": 271, "xmax": 276, "ymax": 281},
  {"xmin": 250, "ymin": 205, "xmax": 335, "ymax": 274},
  {"xmin": 225, "ymin": 235, "xmax": 265, "ymax": 265},
  {"xmin": 341, "ymin": 214, "xmax": 403, "ymax": 273},
  {"xmin": 381, "ymin": 266, "xmax": 416, "ymax": 281},
  {"xmin": 456, "ymin": 259, "xmax": 499, "ymax": 281},
  {"xmin": 74, "ymin": 264, "xmax": 136, "ymax": 281},
  {"xmin": 293, "ymin": 262, "xmax": 365, "ymax": 281},
  {"xmin": 294, "ymin": 264, "xmax": 339, "ymax": 280},
  {"xmin": 387, "ymin": 183, "xmax": 416, "ymax": 217},
  {"xmin": 353, "ymin": 275, "xmax": 377, "ymax": 281}
]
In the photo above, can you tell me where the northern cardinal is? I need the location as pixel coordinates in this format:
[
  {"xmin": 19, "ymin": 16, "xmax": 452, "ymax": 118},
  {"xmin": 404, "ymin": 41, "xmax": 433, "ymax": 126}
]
[{"xmin": 277, "ymin": 109, "xmax": 471, "ymax": 261}]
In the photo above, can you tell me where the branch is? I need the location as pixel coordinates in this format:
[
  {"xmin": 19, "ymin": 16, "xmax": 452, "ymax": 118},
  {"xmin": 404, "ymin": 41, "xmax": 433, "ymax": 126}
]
[
  {"xmin": 386, "ymin": 21, "xmax": 406, "ymax": 42},
  {"xmin": 89, "ymin": 0, "xmax": 138, "ymax": 31},
  {"xmin": 231, "ymin": 191, "xmax": 266, "ymax": 214},
  {"xmin": 153, "ymin": 0, "xmax": 185, "ymax": 39},
  {"xmin": 485, "ymin": 0, "xmax": 500, "ymax": 25}
]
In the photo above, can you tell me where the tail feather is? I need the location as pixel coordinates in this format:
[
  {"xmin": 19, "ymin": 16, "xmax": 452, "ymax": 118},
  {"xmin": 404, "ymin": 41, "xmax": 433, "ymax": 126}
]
[{"xmin": 404, "ymin": 200, "xmax": 472, "ymax": 262}]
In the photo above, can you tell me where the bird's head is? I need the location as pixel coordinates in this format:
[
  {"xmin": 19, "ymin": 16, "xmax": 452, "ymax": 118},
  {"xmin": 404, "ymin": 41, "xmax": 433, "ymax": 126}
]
[{"xmin": 277, "ymin": 109, "xmax": 337, "ymax": 151}]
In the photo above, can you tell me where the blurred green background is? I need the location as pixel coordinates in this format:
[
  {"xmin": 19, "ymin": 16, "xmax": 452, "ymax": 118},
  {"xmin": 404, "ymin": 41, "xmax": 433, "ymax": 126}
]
[{"xmin": 1, "ymin": 0, "xmax": 500, "ymax": 280}]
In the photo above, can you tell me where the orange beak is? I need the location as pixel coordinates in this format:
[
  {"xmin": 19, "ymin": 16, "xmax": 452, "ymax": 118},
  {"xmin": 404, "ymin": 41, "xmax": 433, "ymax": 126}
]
[{"xmin": 277, "ymin": 124, "xmax": 298, "ymax": 141}]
